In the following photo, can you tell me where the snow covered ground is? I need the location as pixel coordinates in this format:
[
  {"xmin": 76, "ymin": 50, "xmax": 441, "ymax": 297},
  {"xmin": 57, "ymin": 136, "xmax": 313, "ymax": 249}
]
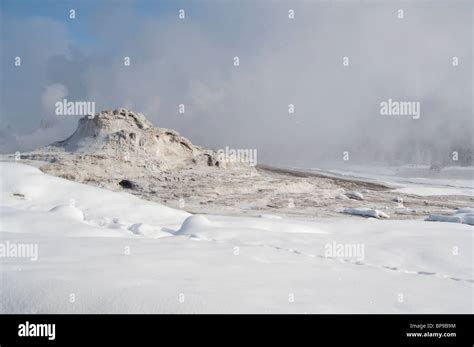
[
  {"xmin": 308, "ymin": 165, "xmax": 474, "ymax": 196},
  {"xmin": 0, "ymin": 162, "xmax": 472, "ymax": 313}
]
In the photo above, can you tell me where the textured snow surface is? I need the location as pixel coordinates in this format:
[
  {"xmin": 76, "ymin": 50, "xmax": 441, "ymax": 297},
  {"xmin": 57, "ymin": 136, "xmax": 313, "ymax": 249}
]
[{"xmin": 0, "ymin": 163, "xmax": 472, "ymax": 313}]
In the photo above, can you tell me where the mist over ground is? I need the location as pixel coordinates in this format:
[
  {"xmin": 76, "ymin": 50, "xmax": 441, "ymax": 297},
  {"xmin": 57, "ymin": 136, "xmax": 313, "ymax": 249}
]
[{"xmin": 1, "ymin": 0, "xmax": 472, "ymax": 167}]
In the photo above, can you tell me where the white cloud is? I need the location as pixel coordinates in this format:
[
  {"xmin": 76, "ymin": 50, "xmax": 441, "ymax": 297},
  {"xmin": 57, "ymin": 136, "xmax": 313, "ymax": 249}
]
[{"xmin": 1, "ymin": 2, "xmax": 472, "ymax": 165}]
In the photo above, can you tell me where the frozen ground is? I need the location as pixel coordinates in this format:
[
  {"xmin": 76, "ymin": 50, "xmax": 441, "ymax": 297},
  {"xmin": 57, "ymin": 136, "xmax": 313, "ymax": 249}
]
[
  {"xmin": 308, "ymin": 164, "xmax": 474, "ymax": 196},
  {"xmin": 0, "ymin": 162, "xmax": 472, "ymax": 313}
]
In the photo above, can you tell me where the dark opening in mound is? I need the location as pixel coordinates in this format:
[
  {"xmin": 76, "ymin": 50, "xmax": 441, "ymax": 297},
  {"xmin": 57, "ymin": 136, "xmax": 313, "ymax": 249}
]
[{"xmin": 118, "ymin": 179, "xmax": 137, "ymax": 189}]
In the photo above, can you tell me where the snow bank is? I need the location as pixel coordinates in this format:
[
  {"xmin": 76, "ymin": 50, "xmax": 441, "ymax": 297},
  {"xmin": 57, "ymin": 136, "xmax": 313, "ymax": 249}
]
[
  {"xmin": 1, "ymin": 162, "xmax": 472, "ymax": 314},
  {"xmin": 0, "ymin": 162, "xmax": 189, "ymax": 237}
]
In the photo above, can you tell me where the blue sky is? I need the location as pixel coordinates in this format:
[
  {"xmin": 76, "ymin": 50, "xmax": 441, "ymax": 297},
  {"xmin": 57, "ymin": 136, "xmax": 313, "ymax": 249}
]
[{"xmin": 1, "ymin": 0, "xmax": 200, "ymax": 50}]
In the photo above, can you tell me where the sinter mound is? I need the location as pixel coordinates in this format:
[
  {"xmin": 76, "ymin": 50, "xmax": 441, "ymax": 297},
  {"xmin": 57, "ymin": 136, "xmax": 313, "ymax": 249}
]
[{"xmin": 13, "ymin": 109, "xmax": 469, "ymax": 219}]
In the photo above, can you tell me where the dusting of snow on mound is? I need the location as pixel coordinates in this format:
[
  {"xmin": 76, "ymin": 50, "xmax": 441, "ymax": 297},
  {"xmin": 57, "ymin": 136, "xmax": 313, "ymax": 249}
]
[
  {"xmin": 42, "ymin": 108, "xmax": 243, "ymax": 169},
  {"xmin": 343, "ymin": 208, "xmax": 390, "ymax": 219}
]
